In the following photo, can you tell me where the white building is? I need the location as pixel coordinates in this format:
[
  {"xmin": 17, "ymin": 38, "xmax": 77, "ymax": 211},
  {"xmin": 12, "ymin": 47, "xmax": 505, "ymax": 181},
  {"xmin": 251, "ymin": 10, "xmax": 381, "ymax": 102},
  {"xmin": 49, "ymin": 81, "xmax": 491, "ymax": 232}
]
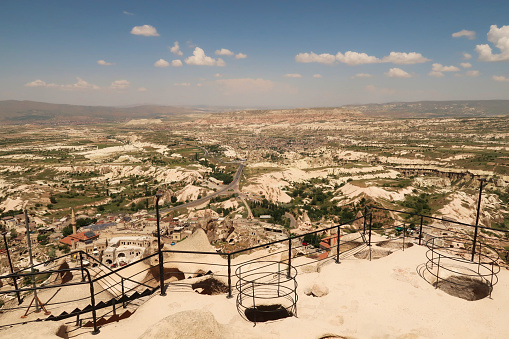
[{"xmin": 102, "ymin": 236, "xmax": 152, "ymax": 266}]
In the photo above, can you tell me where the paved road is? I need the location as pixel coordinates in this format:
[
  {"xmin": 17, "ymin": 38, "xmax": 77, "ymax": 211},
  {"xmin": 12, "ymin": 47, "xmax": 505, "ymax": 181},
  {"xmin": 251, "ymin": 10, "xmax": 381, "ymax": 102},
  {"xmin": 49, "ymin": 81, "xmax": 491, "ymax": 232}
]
[
  {"xmin": 161, "ymin": 163, "xmax": 245, "ymax": 213},
  {"xmin": 239, "ymin": 194, "xmax": 254, "ymax": 219},
  {"xmin": 285, "ymin": 212, "xmax": 297, "ymax": 228}
]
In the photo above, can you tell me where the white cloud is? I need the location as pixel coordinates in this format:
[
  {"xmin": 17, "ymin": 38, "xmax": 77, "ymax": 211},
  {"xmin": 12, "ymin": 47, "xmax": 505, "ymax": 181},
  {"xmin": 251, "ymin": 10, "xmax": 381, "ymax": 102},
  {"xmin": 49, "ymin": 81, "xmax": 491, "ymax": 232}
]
[
  {"xmin": 432, "ymin": 63, "xmax": 460, "ymax": 72},
  {"xmin": 123, "ymin": 11, "xmax": 134, "ymax": 15},
  {"xmin": 428, "ymin": 71, "xmax": 445, "ymax": 77},
  {"xmin": 295, "ymin": 52, "xmax": 336, "ymax": 64},
  {"xmin": 336, "ymin": 51, "xmax": 380, "ymax": 65},
  {"xmin": 381, "ymin": 52, "xmax": 431, "ymax": 64},
  {"xmin": 385, "ymin": 68, "xmax": 412, "ymax": 78},
  {"xmin": 130, "ymin": 25, "xmax": 159, "ymax": 37},
  {"xmin": 296, "ymin": 50, "xmax": 430, "ymax": 66},
  {"xmin": 185, "ymin": 47, "xmax": 225, "ymax": 66},
  {"xmin": 174, "ymin": 82, "xmax": 191, "ymax": 86},
  {"xmin": 97, "ymin": 60, "xmax": 114, "ymax": 66},
  {"xmin": 352, "ymin": 73, "xmax": 373, "ymax": 78},
  {"xmin": 26, "ymin": 77, "xmax": 100, "ymax": 90},
  {"xmin": 452, "ymin": 29, "xmax": 476, "ymax": 40},
  {"xmin": 137, "ymin": 87, "xmax": 147, "ymax": 92},
  {"xmin": 235, "ymin": 53, "xmax": 247, "ymax": 59},
  {"xmin": 196, "ymin": 83, "xmax": 203, "ymax": 87},
  {"xmin": 110, "ymin": 80, "xmax": 130, "ymax": 89},
  {"xmin": 493, "ymin": 75, "xmax": 509, "ymax": 82},
  {"xmin": 154, "ymin": 59, "xmax": 169, "ymax": 67},
  {"xmin": 215, "ymin": 48, "xmax": 234, "ymax": 56},
  {"xmin": 476, "ymin": 25, "xmax": 509, "ymax": 62},
  {"xmin": 463, "ymin": 52, "xmax": 472, "ymax": 60},
  {"xmin": 216, "ymin": 78, "xmax": 274, "ymax": 94},
  {"xmin": 313, "ymin": 74, "xmax": 322, "ymax": 78},
  {"xmin": 466, "ymin": 70, "xmax": 480, "ymax": 77},
  {"xmin": 170, "ymin": 41, "xmax": 183, "ymax": 56},
  {"xmin": 284, "ymin": 73, "xmax": 302, "ymax": 78},
  {"xmin": 460, "ymin": 62, "xmax": 472, "ymax": 68},
  {"xmin": 25, "ymin": 79, "xmax": 52, "ymax": 87},
  {"xmin": 215, "ymin": 73, "xmax": 223, "ymax": 78},
  {"xmin": 64, "ymin": 78, "xmax": 100, "ymax": 90},
  {"xmin": 171, "ymin": 60, "xmax": 183, "ymax": 67}
]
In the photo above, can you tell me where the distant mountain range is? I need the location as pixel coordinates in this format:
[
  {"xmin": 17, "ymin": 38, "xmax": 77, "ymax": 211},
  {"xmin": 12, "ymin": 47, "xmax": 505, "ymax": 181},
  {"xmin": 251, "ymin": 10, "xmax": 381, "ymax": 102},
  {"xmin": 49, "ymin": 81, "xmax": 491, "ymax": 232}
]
[
  {"xmin": 0, "ymin": 99, "xmax": 507, "ymax": 124},
  {"xmin": 345, "ymin": 100, "xmax": 509, "ymax": 118},
  {"xmin": 0, "ymin": 100, "xmax": 246, "ymax": 124}
]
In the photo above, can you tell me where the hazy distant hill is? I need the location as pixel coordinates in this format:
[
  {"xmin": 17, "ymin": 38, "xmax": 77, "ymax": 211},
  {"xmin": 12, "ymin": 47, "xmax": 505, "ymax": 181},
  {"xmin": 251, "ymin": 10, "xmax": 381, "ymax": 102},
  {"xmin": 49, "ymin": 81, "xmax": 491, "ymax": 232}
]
[
  {"xmin": 1, "ymin": 100, "xmax": 508, "ymax": 124},
  {"xmin": 344, "ymin": 100, "xmax": 509, "ymax": 118},
  {"xmin": 0, "ymin": 100, "xmax": 228, "ymax": 123}
]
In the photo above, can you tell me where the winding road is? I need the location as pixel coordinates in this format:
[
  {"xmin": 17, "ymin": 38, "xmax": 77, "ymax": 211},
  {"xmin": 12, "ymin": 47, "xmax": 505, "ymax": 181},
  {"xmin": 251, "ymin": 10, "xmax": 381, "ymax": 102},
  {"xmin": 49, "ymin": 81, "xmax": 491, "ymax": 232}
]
[{"xmin": 161, "ymin": 162, "xmax": 245, "ymax": 213}]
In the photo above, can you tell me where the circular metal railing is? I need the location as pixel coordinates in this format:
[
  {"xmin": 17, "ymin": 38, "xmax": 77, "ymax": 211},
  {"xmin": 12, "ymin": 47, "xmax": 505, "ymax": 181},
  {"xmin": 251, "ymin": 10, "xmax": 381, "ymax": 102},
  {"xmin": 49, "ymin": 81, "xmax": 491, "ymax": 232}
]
[
  {"xmin": 235, "ymin": 261, "xmax": 298, "ymax": 324},
  {"xmin": 424, "ymin": 235, "xmax": 500, "ymax": 300}
]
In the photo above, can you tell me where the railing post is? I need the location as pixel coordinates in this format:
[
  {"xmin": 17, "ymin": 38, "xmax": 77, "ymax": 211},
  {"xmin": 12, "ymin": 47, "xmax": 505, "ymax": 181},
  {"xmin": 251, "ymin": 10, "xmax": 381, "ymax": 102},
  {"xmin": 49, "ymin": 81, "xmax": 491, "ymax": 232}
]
[
  {"xmin": 403, "ymin": 223, "xmax": 406, "ymax": 251},
  {"xmin": 431, "ymin": 238, "xmax": 435, "ymax": 269},
  {"xmin": 2, "ymin": 231, "xmax": 21, "ymax": 304},
  {"xmin": 419, "ymin": 215, "xmax": 424, "ymax": 246},
  {"xmin": 287, "ymin": 237, "xmax": 292, "ymax": 278},
  {"xmin": 368, "ymin": 212, "xmax": 373, "ymax": 247},
  {"xmin": 79, "ymin": 252, "xmax": 85, "ymax": 282},
  {"xmin": 435, "ymin": 254, "xmax": 441, "ymax": 289},
  {"xmin": 490, "ymin": 263, "xmax": 494, "ymax": 298},
  {"xmin": 251, "ymin": 281, "xmax": 257, "ymax": 324},
  {"xmin": 363, "ymin": 206, "xmax": 368, "ymax": 235},
  {"xmin": 85, "ymin": 269, "xmax": 100, "ymax": 335},
  {"xmin": 227, "ymin": 253, "xmax": 232, "ymax": 299},
  {"xmin": 478, "ymin": 241, "xmax": 482, "ymax": 274},
  {"xmin": 155, "ymin": 192, "xmax": 166, "ymax": 296},
  {"xmin": 277, "ymin": 262, "xmax": 280, "ymax": 296},
  {"xmin": 121, "ymin": 278, "xmax": 126, "ymax": 308},
  {"xmin": 471, "ymin": 178, "xmax": 485, "ymax": 262},
  {"xmin": 335, "ymin": 225, "xmax": 341, "ymax": 264}
]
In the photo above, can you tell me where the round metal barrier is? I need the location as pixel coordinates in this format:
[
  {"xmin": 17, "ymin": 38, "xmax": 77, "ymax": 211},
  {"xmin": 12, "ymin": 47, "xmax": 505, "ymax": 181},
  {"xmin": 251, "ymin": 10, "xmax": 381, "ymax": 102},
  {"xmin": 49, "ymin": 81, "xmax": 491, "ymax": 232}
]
[
  {"xmin": 423, "ymin": 236, "xmax": 500, "ymax": 300},
  {"xmin": 235, "ymin": 261, "xmax": 298, "ymax": 324}
]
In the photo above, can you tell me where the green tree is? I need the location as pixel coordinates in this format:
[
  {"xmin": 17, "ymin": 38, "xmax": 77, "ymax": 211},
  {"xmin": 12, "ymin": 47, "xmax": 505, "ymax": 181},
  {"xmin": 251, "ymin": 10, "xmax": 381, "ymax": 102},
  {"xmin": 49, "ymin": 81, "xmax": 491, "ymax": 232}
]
[
  {"xmin": 47, "ymin": 247, "xmax": 56, "ymax": 258},
  {"xmin": 62, "ymin": 226, "xmax": 73, "ymax": 237},
  {"xmin": 37, "ymin": 234, "xmax": 49, "ymax": 245}
]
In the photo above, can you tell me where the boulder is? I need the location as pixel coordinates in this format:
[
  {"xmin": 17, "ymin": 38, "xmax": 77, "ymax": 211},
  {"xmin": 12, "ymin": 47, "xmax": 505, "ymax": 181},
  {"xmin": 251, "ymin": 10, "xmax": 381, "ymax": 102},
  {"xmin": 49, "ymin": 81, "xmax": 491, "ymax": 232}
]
[
  {"xmin": 138, "ymin": 310, "xmax": 223, "ymax": 339},
  {"xmin": 311, "ymin": 281, "xmax": 329, "ymax": 297},
  {"xmin": 304, "ymin": 280, "xmax": 329, "ymax": 297}
]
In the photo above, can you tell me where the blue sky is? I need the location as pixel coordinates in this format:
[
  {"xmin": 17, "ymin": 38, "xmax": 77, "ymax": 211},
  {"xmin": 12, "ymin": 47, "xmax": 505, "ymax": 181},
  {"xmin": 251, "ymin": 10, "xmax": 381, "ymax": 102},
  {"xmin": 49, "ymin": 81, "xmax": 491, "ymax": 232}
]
[{"xmin": 1, "ymin": 0, "xmax": 509, "ymax": 108}]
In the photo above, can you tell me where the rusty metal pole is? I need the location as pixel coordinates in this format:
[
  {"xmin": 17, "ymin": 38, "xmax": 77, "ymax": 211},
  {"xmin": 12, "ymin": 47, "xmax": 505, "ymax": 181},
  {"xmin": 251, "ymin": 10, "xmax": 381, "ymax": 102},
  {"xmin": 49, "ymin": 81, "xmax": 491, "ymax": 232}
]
[
  {"xmin": 2, "ymin": 231, "xmax": 21, "ymax": 304},
  {"xmin": 471, "ymin": 178, "xmax": 486, "ymax": 262}
]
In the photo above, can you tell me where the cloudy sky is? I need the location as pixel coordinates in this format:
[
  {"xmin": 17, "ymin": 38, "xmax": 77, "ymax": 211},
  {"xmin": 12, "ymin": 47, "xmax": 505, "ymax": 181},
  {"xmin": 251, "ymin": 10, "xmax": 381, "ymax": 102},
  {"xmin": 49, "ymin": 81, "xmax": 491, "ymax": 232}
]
[{"xmin": 1, "ymin": 0, "xmax": 509, "ymax": 108}]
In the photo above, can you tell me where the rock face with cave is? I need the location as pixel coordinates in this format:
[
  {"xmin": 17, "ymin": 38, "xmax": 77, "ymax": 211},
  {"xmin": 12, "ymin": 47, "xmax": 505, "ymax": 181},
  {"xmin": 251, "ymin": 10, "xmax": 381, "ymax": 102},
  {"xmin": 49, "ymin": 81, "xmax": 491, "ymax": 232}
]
[{"xmin": 102, "ymin": 236, "xmax": 151, "ymax": 266}]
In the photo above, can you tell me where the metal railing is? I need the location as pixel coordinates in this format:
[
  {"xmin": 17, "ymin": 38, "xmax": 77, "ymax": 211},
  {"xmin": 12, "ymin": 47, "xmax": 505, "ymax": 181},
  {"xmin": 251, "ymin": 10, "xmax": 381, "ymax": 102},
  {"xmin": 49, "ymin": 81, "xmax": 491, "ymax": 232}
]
[{"xmin": 1, "ymin": 207, "xmax": 508, "ymax": 334}]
